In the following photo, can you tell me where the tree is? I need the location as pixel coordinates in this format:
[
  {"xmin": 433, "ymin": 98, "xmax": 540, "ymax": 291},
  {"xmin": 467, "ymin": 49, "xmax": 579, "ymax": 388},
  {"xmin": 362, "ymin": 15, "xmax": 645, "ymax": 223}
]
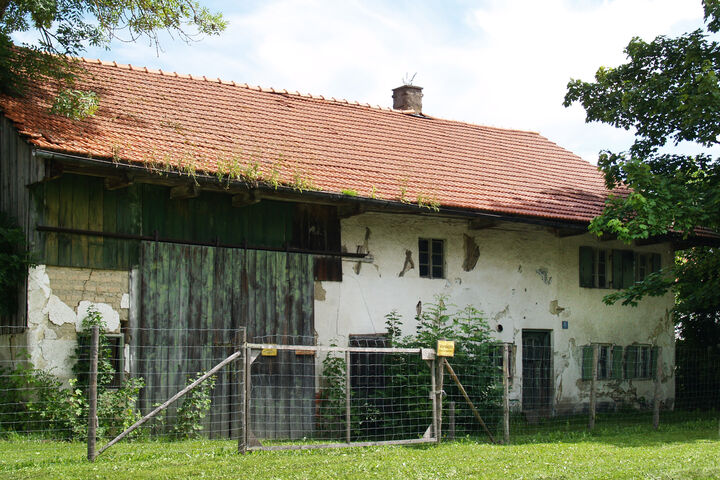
[
  {"xmin": 564, "ymin": 0, "xmax": 720, "ymax": 345},
  {"xmin": 0, "ymin": 1, "xmax": 225, "ymax": 102}
]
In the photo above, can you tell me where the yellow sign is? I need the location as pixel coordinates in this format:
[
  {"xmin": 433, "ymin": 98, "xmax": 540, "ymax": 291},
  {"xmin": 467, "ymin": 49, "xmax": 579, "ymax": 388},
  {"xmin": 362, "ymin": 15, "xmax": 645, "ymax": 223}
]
[
  {"xmin": 261, "ymin": 348, "xmax": 278, "ymax": 356},
  {"xmin": 437, "ymin": 340, "xmax": 455, "ymax": 357}
]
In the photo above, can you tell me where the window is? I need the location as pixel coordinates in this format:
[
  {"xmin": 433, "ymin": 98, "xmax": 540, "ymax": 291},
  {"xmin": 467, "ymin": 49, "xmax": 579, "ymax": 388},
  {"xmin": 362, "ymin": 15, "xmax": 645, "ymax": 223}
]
[
  {"xmin": 418, "ymin": 238, "xmax": 445, "ymax": 278},
  {"xmin": 579, "ymin": 247, "xmax": 661, "ymax": 289},
  {"xmin": 106, "ymin": 333, "xmax": 125, "ymax": 388},
  {"xmin": 579, "ymin": 247, "xmax": 611, "ymax": 288},
  {"xmin": 581, "ymin": 344, "xmax": 623, "ymax": 380},
  {"xmin": 625, "ymin": 345, "xmax": 658, "ymax": 380}
]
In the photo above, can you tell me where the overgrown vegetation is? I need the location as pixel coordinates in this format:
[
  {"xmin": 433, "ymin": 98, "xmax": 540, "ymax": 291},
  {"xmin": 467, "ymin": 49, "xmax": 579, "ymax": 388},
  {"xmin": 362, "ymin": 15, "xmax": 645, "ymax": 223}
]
[
  {"xmin": 317, "ymin": 297, "xmax": 501, "ymax": 441},
  {"xmin": 0, "ymin": 307, "xmax": 215, "ymax": 441},
  {"xmin": 0, "ymin": 213, "xmax": 35, "ymax": 318}
]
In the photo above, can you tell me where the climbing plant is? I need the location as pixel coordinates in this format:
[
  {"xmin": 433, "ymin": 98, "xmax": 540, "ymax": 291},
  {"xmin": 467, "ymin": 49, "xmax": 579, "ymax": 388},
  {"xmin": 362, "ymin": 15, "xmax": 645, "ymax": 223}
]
[{"xmin": 0, "ymin": 213, "xmax": 35, "ymax": 318}]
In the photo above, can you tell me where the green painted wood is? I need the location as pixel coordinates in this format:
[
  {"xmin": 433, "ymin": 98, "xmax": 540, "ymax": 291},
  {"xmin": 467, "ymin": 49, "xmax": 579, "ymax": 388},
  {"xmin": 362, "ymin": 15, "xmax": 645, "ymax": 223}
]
[
  {"xmin": 43, "ymin": 181, "xmax": 60, "ymax": 266},
  {"xmin": 87, "ymin": 180, "xmax": 104, "ymax": 268}
]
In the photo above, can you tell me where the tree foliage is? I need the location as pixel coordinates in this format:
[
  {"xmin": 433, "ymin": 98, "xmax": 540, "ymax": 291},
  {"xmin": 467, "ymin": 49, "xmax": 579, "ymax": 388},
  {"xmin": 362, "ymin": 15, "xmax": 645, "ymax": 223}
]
[
  {"xmin": 564, "ymin": 1, "xmax": 720, "ymax": 345},
  {"xmin": 0, "ymin": 0, "xmax": 226, "ymax": 98}
]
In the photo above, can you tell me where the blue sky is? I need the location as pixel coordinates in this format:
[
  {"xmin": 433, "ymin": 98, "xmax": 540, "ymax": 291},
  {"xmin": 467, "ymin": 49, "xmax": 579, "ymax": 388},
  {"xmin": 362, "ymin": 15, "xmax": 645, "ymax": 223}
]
[{"xmin": 15, "ymin": 0, "xmax": 707, "ymax": 163}]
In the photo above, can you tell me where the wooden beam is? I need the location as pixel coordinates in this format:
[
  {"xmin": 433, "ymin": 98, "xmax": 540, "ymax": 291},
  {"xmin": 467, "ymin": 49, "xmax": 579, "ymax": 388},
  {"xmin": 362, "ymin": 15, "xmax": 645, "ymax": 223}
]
[
  {"xmin": 43, "ymin": 158, "xmax": 63, "ymax": 181},
  {"xmin": 104, "ymin": 174, "xmax": 133, "ymax": 191},
  {"xmin": 231, "ymin": 190, "xmax": 260, "ymax": 208},
  {"xmin": 170, "ymin": 183, "xmax": 199, "ymax": 200},
  {"xmin": 468, "ymin": 218, "xmax": 499, "ymax": 230}
]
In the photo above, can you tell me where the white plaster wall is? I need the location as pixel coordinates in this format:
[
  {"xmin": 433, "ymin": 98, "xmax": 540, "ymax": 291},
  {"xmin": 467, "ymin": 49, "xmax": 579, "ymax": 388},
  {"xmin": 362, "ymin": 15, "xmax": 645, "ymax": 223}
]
[
  {"xmin": 315, "ymin": 212, "xmax": 676, "ymax": 412},
  {"xmin": 22, "ymin": 265, "xmax": 129, "ymax": 383}
]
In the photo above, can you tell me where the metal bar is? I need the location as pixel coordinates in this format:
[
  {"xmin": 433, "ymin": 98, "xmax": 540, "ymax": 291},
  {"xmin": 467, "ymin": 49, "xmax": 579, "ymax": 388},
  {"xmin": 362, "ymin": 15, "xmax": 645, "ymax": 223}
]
[
  {"xmin": 237, "ymin": 329, "xmax": 247, "ymax": 454},
  {"xmin": 248, "ymin": 437, "xmax": 436, "ymax": 452},
  {"xmin": 448, "ymin": 402, "xmax": 455, "ymax": 441},
  {"xmin": 443, "ymin": 358, "xmax": 496, "ymax": 444},
  {"xmin": 35, "ymin": 225, "xmax": 368, "ymax": 259},
  {"xmin": 97, "ymin": 350, "xmax": 242, "ymax": 457},
  {"xmin": 87, "ymin": 326, "xmax": 99, "ymax": 462},
  {"xmin": 589, "ymin": 344, "xmax": 599, "ymax": 431},
  {"xmin": 503, "ymin": 343, "xmax": 510, "ymax": 445},
  {"xmin": 247, "ymin": 344, "xmax": 422, "ymax": 354},
  {"xmin": 436, "ymin": 357, "xmax": 444, "ymax": 444},
  {"xmin": 345, "ymin": 350, "xmax": 351, "ymax": 444},
  {"xmin": 653, "ymin": 346, "xmax": 662, "ymax": 430},
  {"xmin": 429, "ymin": 359, "xmax": 438, "ymax": 441}
]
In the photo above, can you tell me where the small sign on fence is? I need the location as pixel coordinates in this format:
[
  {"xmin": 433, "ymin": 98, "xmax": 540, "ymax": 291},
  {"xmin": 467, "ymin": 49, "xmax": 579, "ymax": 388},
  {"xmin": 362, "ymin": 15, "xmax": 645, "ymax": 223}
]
[
  {"xmin": 261, "ymin": 348, "xmax": 278, "ymax": 356},
  {"xmin": 437, "ymin": 340, "xmax": 455, "ymax": 357},
  {"xmin": 295, "ymin": 349, "xmax": 315, "ymax": 356}
]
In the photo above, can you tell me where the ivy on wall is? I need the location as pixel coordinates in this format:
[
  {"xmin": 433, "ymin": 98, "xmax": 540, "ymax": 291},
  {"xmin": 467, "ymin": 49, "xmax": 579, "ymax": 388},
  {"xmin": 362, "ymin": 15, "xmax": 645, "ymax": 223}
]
[{"xmin": 0, "ymin": 213, "xmax": 35, "ymax": 317}]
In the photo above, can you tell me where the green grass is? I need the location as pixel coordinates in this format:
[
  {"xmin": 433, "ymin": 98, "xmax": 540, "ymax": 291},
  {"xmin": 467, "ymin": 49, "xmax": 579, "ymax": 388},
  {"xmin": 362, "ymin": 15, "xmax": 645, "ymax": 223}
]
[{"xmin": 2, "ymin": 418, "xmax": 719, "ymax": 480}]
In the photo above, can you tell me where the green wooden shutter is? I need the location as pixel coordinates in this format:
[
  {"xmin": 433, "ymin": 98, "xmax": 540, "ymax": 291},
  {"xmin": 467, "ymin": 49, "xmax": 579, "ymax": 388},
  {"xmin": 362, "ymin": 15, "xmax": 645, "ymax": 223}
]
[
  {"xmin": 625, "ymin": 346, "xmax": 638, "ymax": 378},
  {"xmin": 612, "ymin": 249, "xmax": 623, "ymax": 289},
  {"xmin": 579, "ymin": 247, "xmax": 595, "ymax": 287},
  {"xmin": 612, "ymin": 346, "xmax": 624, "ymax": 380},
  {"xmin": 651, "ymin": 253, "xmax": 662, "ymax": 273},
  {"xmin": 650, "ymin": 346, "xmax": 659, "ymax": 380},
  {"xmin": 622, "ymin": 251, "xmax": 635, "ymax": 288},
  {"xmin": 581, "ymin": 346, "xmax": 593, "ymax": 380}
]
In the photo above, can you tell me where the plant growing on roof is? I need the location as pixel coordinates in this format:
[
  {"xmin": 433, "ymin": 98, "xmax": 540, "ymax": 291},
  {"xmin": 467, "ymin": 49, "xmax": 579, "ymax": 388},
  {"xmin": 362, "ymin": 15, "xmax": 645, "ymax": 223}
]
[
  {"xmin": 398, "ymin": 178, "xmax": 411, "ymax": 203},
  {"xmin": 416, "ymin": 193, "xmax": 440, "ymax": 212},
  {"xmin": 341, "ymin": 189, "xmax": 358, "ymax": 196}
]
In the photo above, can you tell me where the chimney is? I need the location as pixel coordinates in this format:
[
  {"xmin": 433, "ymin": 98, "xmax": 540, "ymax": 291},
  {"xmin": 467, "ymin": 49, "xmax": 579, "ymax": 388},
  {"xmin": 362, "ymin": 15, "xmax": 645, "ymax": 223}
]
[{"xmin": 392, "ymin": 85, "xmax": 423, "ymax": 113}]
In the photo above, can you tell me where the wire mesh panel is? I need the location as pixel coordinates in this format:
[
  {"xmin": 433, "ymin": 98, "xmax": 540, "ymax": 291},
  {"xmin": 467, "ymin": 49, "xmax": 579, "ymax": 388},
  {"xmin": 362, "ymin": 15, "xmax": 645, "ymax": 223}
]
[{"xmin": 243, "ymin": 343, "xmax": 436, "ymax": 450}]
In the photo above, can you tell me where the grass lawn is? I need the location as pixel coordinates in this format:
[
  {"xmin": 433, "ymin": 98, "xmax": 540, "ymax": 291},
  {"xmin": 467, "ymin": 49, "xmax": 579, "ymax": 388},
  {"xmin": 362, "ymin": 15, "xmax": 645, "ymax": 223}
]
[{"xmin": 2, "ymin": 418, "xmax": 719, "ymax": 480}]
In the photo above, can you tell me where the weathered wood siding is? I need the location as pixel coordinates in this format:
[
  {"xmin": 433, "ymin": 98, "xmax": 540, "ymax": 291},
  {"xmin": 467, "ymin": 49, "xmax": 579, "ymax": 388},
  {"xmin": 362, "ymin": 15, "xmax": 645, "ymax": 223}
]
[
  {"xmin": 35, "ymin": 175, "xmax": 295, "ymax": 269},
  {"xmin": 0, "ymin": 117, "xmax": 44, "ymax": 331},
  {"xmin": 136, "ymin": 241, "xmax": 315, "ymax": 439}
]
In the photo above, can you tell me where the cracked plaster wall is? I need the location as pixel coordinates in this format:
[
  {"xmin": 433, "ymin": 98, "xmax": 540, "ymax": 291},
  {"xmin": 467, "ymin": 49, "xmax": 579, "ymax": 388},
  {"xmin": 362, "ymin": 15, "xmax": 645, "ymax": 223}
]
[
  {"xmin": 314, "ymin": 212, "xmax": 676, "ymax": 411},
  {"xmin": 17, "ymin": 265, "xmax": 130, "ymax": 383}
]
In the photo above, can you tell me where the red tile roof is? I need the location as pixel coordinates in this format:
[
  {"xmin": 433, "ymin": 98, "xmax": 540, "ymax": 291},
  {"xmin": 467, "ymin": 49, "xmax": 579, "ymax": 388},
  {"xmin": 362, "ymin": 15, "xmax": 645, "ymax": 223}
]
[{"xmin": 0, "ymin": 57, "xmax": 611, "ymax": 223}]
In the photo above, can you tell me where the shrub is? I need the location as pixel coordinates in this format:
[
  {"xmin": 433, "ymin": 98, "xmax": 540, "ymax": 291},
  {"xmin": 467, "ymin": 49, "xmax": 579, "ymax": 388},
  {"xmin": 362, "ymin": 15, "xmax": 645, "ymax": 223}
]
[{"xmin": 171, "ymin": 372, "xmax": 216, "ymax": 439}]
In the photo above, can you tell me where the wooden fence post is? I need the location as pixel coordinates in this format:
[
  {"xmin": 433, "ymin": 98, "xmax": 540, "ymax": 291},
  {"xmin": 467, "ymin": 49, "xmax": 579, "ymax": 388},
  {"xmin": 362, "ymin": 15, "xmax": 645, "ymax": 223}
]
[
  {"xmin": 588, "ymin": 343, "xmax": 598, "ymax": 431},
  {"xmin": 653, "ymin": 346, "xmax": 662, "ymax": 430},
  {"xmin": 87, "ymin": 325, "xmax": 99, "ymax": 462},
  {"xmin": 503, "ymin": 343, "xmax": 510, "ymax": 444}
]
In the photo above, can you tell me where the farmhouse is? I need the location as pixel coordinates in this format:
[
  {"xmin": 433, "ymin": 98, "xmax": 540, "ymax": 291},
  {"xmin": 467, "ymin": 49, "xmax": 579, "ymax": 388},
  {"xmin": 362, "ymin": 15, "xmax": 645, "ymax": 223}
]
[{"xmin": 0, "ymin": 58, "xmax": 677, "ymax": 426}]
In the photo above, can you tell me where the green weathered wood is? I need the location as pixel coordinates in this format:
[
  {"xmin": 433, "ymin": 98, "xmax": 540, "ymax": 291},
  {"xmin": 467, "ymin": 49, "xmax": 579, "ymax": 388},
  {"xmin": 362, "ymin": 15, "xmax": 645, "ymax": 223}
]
[
  {"xmin": 43, "ymin": 180, "xmax": 60, "ymax": 266},
  {"xmin": 102, "ymin": 189, "xmax": 118, "ymax": 268},
  {"xmin": 87, "ymin": 180, "xmax": 104, "ymax": 268}
]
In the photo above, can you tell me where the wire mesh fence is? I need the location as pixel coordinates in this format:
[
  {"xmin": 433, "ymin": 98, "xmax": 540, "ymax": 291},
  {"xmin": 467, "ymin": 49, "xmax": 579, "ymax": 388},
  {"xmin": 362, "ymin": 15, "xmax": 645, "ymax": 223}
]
[{"xmin": 1, "ymin": 326, "xmax": 718, "ymax": 457}]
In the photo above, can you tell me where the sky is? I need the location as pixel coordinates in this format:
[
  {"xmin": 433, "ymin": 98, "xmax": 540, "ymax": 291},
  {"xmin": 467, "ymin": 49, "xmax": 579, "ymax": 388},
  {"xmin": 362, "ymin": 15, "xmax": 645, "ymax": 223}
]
[{"xmin": 15, "ymin": 0, "xmax": 708, "ymax": 164}]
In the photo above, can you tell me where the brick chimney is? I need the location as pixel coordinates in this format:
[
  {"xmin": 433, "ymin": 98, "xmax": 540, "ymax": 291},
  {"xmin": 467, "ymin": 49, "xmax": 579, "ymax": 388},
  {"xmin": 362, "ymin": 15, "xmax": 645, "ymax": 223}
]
[{"xmin": 392, "ymin": 85, "xmax": 423, "ymax": 113}]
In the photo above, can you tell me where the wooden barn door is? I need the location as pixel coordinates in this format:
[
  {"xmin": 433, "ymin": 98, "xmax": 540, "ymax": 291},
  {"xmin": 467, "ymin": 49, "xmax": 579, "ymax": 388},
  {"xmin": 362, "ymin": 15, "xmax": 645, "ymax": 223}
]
[{"xmin": 133, "ymin": 241, "xmax": 314, "ymax": 438}]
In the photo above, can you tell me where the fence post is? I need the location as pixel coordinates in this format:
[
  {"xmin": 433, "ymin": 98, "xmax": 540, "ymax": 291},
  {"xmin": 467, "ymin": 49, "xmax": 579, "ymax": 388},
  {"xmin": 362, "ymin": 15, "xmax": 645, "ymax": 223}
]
[
  {"xmin": 653, "ymin": 346, "xmax": 662, "ymax": 430},
  {"xmin": 588, "ymin": 343, "xmax": 598, "ymax": 431},
  {"xmin": 449, "ymin": 401, "xmax": 455, "ymax": 441},
  {"xmin": 243, "ymin": 344, "xmax": 251, "ymax": 453},
  {"xmin": 87, "ymin": 325, "xmax": 99, "ymax": 462},
  {"xmin": 503, "ymin": 343, "xmax": 510, "ymax": 444},
  {"xmin": 345, "ymin": 349, "xmax": 351, "ymax": 444}
]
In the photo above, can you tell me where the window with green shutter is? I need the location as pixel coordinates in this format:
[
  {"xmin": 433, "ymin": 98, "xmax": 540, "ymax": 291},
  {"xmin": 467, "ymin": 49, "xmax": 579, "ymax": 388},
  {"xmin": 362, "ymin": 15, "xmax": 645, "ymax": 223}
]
[
  {"xmin": 581, "ymin": 345, "xmax": 593, "ymax": 380},
  {"xmin": 611, "ymin": 346, "xmax": 624, "ymax": 380}
]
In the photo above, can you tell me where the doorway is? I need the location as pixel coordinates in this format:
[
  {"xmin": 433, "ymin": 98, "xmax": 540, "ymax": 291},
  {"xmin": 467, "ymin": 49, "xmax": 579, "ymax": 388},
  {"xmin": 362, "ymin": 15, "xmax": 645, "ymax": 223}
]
[{"xmin": 522, "ymin": 330, "xmax": 553, "ymax": 414}]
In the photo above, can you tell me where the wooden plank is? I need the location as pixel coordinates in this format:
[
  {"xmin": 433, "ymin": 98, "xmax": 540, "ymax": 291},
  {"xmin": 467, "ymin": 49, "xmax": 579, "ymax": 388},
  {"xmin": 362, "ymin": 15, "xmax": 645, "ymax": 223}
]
[
  {"xmin": 43, "ymin": 180, "xmax": 60, "ymax": 265},
  {"xmin": 87, "ymin": 179, "xmax": 104, "ymax": 268},
  {"xmin": 102, "ymin": 189, "xmax": 118, "ymax": 269},
  {"xmin": 57, "ymin": 177, "xmax": 73, "ymax": 266},
  {"xmin": 71, "ymin": 175, "xmax": 90, "ymax": 267}
]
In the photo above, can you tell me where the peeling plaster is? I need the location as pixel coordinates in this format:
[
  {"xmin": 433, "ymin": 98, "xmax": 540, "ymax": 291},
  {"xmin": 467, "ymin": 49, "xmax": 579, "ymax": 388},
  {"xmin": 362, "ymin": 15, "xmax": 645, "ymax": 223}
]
[
  {"xmin": 398, "ymin": 249, "xmax": 414, "ymax": 277},
  {"xmin": 536, "ymin": 267, "xmax": 552, "ymax": 285},
  {"xmin": 314, "ymin": 281, "xmax": 327, "ymax": 301},
  {"xmin": 121, "ymin": 293, "xmax": 130, "ymax": 309},
  {"xmin": 462, "ymin": 234, "xmax": 480, "ymax": 271},
  {"xmin": 77, "ymin": 301, "xmax": 120, "ymax": 333},
  {"xmin": 44, "ymin": 295, "xmax": 76, "ymax": 326}
]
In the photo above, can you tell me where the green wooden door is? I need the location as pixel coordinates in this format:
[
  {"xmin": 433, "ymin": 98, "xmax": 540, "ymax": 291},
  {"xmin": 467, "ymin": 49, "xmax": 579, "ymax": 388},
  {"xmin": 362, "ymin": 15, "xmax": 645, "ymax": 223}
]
[{"xmin": 134, "ymin": 241, "xmax": 315, "ymax": 439}]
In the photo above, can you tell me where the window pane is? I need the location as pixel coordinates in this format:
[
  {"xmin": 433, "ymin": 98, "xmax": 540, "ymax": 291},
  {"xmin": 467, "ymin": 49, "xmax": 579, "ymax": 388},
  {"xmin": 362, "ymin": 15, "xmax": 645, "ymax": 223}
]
[
  {"xmin": 419, "ymin": 239, "xmax": 429, "ymax": 255},
  {"xmin": 419, "ymin": 264, "xmax": 429, "ymax": 277},
  {"xmin": 419, "ymin": 251, "xmax": 429, "ymax": 265},
  {"xmin": 432, "ymin": 265, "xmax": 443, "ymax": 278}
]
